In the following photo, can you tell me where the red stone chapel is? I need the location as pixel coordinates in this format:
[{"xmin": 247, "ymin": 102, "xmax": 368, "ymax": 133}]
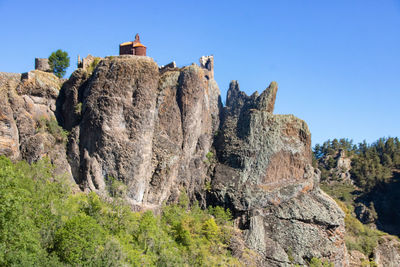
[{"xmin": 119, "ymin": 34, "xmax": 147, "ymax": 56}]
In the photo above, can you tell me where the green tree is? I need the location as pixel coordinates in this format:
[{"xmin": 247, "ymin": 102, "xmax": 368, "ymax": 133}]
[
  {"xmin": 54, "ymin": 213, "xmax": 106, "ymax": 265},
  {"xmin": 48, "ymin": 49, "xmax": 70, "ymax": 78},
  {"xmin": 0, "ymin": 156, "xmax": 241, "ymax": 266}
]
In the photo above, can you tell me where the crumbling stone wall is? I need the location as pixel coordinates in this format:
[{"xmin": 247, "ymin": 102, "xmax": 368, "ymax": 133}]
[{"xmin": 77, "ymin": 55, "xmax": 97, "ymax": 70}]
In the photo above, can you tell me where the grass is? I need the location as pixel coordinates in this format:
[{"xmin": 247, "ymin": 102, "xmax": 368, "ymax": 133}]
[
  {"xmin": 320, "ymin": 182, "xmax": 357, "ymax": 205},
  {"xmin": 86, "ymin": 57, "xmax": 102, "ymax": 74}
]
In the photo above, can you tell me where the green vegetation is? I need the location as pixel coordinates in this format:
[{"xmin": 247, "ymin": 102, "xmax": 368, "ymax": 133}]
[
  {"xmin": 105, "ymin": 175, "xmax": 127, "ymax": 198},
  {"xmin": 204, "ymin": 181, "xmax": 212, "ymax": 192},
  {"xmin": 204, "ymin": 151, "xmax": 215, "ymax": 164},
  {"xmin": 314, "ymin": 137, "xmax": 400, "ymax": 262},
  {"xmin": 314, "ymin": 137, "xmax": 400, "ymax": 190},
  {"xmin": 286, "ymin": 247, "xmax": 294, "ymax": 263},
  {"xmin": 289, "ymin": 257, "xmax": 333, "ymax": 267},
  {"xmin": 308, "ymin": 257, "xmax": 333, "ymax": 267},
  {"xmin": 206, "ymin": 151, "xmax": 214, "ymax": 161},
  {"xmin": 336, "ymin": 201, "xmax": 383, "ymax": 263},
  {"xmin": 48, "ymin": 49, "xmax": 70, "ymax": 78},
  {"xmin": 86, "ymin": 57, "xmax": 102, "ymax": 74},
  {"xmin": 0, "ymin": 156, "xmax": 239, "ymax": 266},
  {"xmin": 74, "ymin": 102, "xmax": 82, "ymax": 114},
  {"xmin": 37, "ymin": 116, "xmax": 69, "ymax": 144},
  {"xmin": 320, "ymin": 182, "xmax": 356, "ymax": 206}
]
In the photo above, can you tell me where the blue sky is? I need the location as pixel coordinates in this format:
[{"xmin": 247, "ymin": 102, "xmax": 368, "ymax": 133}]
[{"xmin": 1, "ymin": 0, "xmax": 399, "ymax": 145}]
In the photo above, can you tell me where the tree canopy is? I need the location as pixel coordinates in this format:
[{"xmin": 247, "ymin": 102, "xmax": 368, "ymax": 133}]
[
  {"xmin": 314, "ymin": 137, "xmax": 400, "ymax": 190},
  {"xmin": 0, "ymin": 156, "xmax": 241, "ymax": 266},
  {"xmin": 48, "ymin": 49, "xmax": 70, "ymax": 78}
]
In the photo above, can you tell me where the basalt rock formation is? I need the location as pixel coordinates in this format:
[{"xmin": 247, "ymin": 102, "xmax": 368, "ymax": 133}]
[
  {"xmin": 58, "ymin": 55, "xmax": 220, "ymax": 209},
  {"xmin": 210, "ymin": 80, "xmax": 348, "ymax": 266},
  {"xmin": 1, "ymin": 55, "xmax": 351, "ymax": 266},
  {"xmin": 0, "ymin": 71, "xmax": 73, "ymax": 180}
]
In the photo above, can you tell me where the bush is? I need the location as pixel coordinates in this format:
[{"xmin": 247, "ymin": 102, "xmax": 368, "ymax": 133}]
[
  {"xmin": 54, "ymin": 213, "xmax": 106, "ymax": 265},
  {"xmin": 336, "ymin": 201, "xmax": 384, "ymax": 257},
  {"xmin": 37, "ymin": 116, "xmax": 69, "ymax": 144},
  {"xmin": 309, "ymin": 257, "xmax": 333, "ymax": 267},
  {"xmin": 106, "ymin": 176, "xmax": 127, "ymax": 198},
  {"xmin": 74, "ymin": 102, "xmax": 82, "ymax": 114},
  {"xmin": 87, "ymin": 57, "xmax": 102, "ymax": 74},
  {"xmin": 320, "ymin": 182, "xmax": 356, "ymax": 205},
  {"xmin": 0, "ymin": 156, "xmax": 65, "ymax": 266}
]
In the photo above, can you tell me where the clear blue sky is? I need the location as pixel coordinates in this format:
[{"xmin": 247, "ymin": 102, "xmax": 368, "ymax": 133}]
[{"xmin": 1, "ymin": 0, "xmax": 399, "ymax": 145}]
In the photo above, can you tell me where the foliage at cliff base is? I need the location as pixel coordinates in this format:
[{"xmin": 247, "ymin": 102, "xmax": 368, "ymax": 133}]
[{"xmin": 0, "ymin": 156, "xmax": 239, "ymax": 266}]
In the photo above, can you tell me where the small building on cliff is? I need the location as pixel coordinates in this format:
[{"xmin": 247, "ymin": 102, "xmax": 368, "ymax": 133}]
[
  {"xmin": 119, "ymin": 34, "xmax": 147, "ymax": 56},
  {"xmin": 35, "ymin": 58, "xmax": 51, "ymax": 72}
]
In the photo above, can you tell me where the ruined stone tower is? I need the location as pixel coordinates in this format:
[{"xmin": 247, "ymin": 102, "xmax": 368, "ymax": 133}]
[{"xmin": 35, "ymin": 58, "xmax": 51, "ymax": 72}]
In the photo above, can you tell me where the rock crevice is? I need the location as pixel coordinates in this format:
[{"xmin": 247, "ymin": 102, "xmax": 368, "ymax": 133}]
[{"xmin": 58, "ymin": 56, "xmax": 221, "ymax": 208}]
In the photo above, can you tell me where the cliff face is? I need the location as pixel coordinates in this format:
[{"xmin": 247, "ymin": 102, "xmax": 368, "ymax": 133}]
[
  {"xmin": 1, "ymin": 56, "xmax": 350, "ymax": 266},
  {"xmin": 210, "ymin": 81, "xmax": 348, "ymax": 266},
  {"xmin": 0, "ymin": 71, "xmax": 73, "ymax": 180},
  {"xmin": 58, "ymin": 56, "xmax": 220, "ymax": 208}
]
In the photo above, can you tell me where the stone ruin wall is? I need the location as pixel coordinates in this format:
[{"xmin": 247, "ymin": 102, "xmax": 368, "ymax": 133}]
[{"xmin": 35, "ymin": 58, "xmax": 51, "ymax": 72}]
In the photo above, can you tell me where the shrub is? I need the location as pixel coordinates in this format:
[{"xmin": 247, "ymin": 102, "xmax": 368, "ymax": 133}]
[
  {"xmin": 202, "ymin": 218, "xmax": 220, "ymax": 241},
  {"xmin": 37, "ymin": 116, "xmax": 69, "ymax": 144},
  {"xmin": 87, "ymin": 57, "xmax": 102, "ymax": 74},
  {"xmin": 74, "ymin": 102, "xmax": 82, "ymax": 114},
  {"xmin": 106, "ymin": 176, "xmax": 127, "ymax": 198},
  {"xmin": 54, "ymin": 213, "xmax": 106, "ymax": 265},
  {"xmin": 0, "ymin": 156, "xmax": 65, "ymax": 266},
  {"xmin": 309, "ymin": 257, "xmax": 333, "ymax": 267},
  {"xmin": 336, "ymin": 200, "xmax": 384, "ymax": 257},
  {"xmin": 208, "ymin": 206, "xmax": 233, "ymax": 225}
]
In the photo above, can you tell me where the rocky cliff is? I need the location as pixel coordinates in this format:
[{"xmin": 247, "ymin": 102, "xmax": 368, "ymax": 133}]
[
  {"xmin": 57, "ymin": 55, "xmax": 220, "ymax": 209},
  {"xmin": 209, "ymin": 80, "xmax": 348, "ymax": 266},
  {"xmin": 0, "ymin": 71, "xmax": 73, "ymax": 181},
  {"xmin": 1, "ymin": 56, "xmax": 350, "ymax": 266}
]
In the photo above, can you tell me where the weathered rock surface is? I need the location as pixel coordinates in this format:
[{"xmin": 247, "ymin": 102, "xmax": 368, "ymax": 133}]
[
  {"xmin": 209, "ymin": 80, "xmax": 348, "ymax": 266},
  {"xmin": 321, "ymin": 149, "xmax": 353, "ymax": 182},
  {"xmin": 1, "ymin": 56, "xmax": 357, "ymax": 266},
  {"xmin": 58, "ymin": 55, "xmax": 220, "ymax": 208},
  {"xmin": 0, "ymin": 73, "xmax": 21, "ymax": 159},
  {"xmin": 0, "ymin": 71, "xmax": 73, "ymax": 179},
  {"xmin": 348, "ymin": 250, "xmax": 368, "ymax": 266},
  {"xmin": 373, "ymin": 235, "xmax": 400, "ymax": 267}
]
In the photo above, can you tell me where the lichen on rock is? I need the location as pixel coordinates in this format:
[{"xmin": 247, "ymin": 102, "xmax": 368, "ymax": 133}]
[
  {"xmin": 58, "ymin": 56, "xmax": 221, "ymax": 209},
  {"xmin": 209, "ymin": 80, "xmax": 348, "ymax": 266}
]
